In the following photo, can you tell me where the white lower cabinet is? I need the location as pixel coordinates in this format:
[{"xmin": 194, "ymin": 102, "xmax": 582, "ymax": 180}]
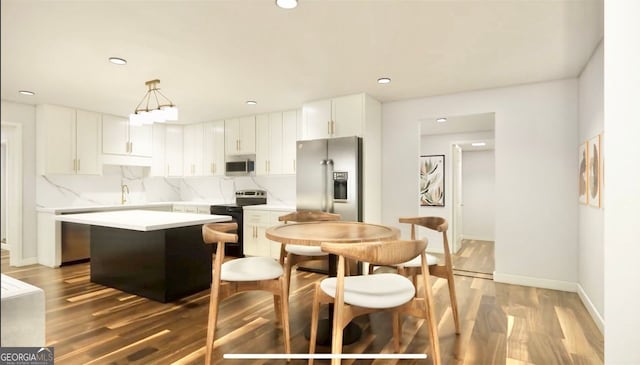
[
  {"xmin": 243, "ymin": 208, "xmax": 293, "ymax": 259},
  {"xmin": 172, "ymin": 204, "xmax": 210, "ymax": 214}
]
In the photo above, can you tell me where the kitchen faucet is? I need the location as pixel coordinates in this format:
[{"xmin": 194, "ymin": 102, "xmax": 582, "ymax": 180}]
[{"xmin": 121, "ymin": 184, "xmax": 130, "ymax": 205}]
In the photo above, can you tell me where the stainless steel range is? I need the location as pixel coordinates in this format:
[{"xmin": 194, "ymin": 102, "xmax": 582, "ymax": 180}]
[{"xmin": 210, "ymin": 190, "xmax": 267, "ymax": 257}]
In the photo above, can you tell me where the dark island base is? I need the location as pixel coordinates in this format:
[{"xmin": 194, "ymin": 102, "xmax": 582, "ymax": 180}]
[{"xmin": 90, "ymin": 225, "xmax": 213, "ymax": 303}]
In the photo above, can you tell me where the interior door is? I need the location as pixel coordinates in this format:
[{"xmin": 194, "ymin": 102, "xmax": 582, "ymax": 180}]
[{"xmin": 452, "ymin": 144, "xmax": 464, "ymax": 253}]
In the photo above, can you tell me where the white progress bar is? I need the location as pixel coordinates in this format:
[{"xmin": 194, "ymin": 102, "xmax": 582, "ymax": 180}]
[{"xmin": 224, "ymin": 353, "xmax": 427, "ymax": 360}]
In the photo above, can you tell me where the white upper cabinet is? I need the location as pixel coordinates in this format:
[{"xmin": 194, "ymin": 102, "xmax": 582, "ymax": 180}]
[
  {"xmin": 75, "ymin": 110, "xmax": 102, "ymax": 175},
  {"xmin": 182, "ymin": 121, "xmax": 225, "ymax": 177},
  {"xmin": 129, "ymin": 124, "xmax": 153, "ymax": 157},
  {"xmin": 183, "ymin": 123, "xmax": 204, "ymax": 177},
  {"xmin": 255, "ymin": 112, "xmax": 284, "ymax": 175},
  {"xmin": 165, "ymin": 125, "xmax": 184, "ymax": 177},
  {"xmin": 102, "ymin": 114, "xmax": 152, "ymax": 157},
  {"xmin": 150, "ymin": 124, "xmax": 166, "ymax": 177},
  {"xmin": 202, "ymin": 121, "xmax": 225, "ymax": 176},
  {"xmin": 301, "ymin": 99, "xmax": 332, "ymax": 140},
  {"xmin": 101, "ymin": 114, "xmax": 129, "ymax": 155},
  {"xmin": 151, "ymin": 123, "xmax": 184, "ymax": 177},
  {"xmin": 36, "ymin": 104, "xmax": 102, "ymax": 175},
  {"xmin": 225, "ymin": 116, "xmax": 256, "ymax": 155},
  {"xmin": 301, "ymin": 93, "xmax": 364, "ymax": 140},
  {"xmin": 282, "ymin": 109, "xmax": 299, "ymax": 174}
]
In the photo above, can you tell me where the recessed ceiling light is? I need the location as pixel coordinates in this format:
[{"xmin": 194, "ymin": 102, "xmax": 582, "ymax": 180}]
[
  {"xmin": 275, "ymin": 0, "xmax": 297, "ymax": 9},
  {"xmin": 436, "ymin": 118, "xmax": 447, "ymax": 123},
  {"xmin": 19, "ymin": 90, "xmax": 35, "ymax": 96},
  {"xmin": 377, "ymin": 77, "xmax": 391, "ymax": 84},
  {"xmin": 108, "ymin": 57, "xmax": 127, "ymax": 65},
  {"xmin": 246, "ymin": 100, "xmax": 257, "ymax": 105},
  {"xmin": 471, "ymin": 142, "xmax": 486, "ymax": 147}
]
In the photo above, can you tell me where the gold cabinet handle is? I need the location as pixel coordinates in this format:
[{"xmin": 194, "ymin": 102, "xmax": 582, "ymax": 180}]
[
  {"xmin": 327, "ymin": 121, "xmax": 331, "ymax": 135},
  {"xmin": 331, "ymin": 121, "xmax": 335, "ymax": 135},
  {"xmin": 77, "ymin": 159, "xmax": 80, "ymax": 171}
]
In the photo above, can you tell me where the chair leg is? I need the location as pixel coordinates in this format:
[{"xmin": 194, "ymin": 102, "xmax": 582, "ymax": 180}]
[
  {"xmin": 273, "ymin": 295, "xmax": 283, "ymax": 326},
  {"xmin": 284, "ymin": 253, "xmax": 294, "ymax": 298},
  {"xmin": 445, "ymin": 269, "xmax": 461, "ymax": 334},
  {"xmin": 331, "ymin": 298, "xmax": 345, "ymax": 365},
  {"xmin": 392, "ymin": 311, "xmax": 401, "ymax": 352},
  {"xmin": 278, "ymin": 277, "xmax": 291, "ymax": 357},
  {"xmin": 308, "ymin": 284, "xmax": 322, "ymax": 365},
  {"xmin": 421, "ymin": 273, "xmax": 441, "ymax": 365},
  {"xmin": 205, "ymin": 280, "xmax": 221, "ymax": 365}
]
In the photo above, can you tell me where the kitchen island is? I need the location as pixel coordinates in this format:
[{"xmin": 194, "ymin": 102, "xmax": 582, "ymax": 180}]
[{"xmin": 55, "ymin": 210, "xmax": 231, "ymax": 302}]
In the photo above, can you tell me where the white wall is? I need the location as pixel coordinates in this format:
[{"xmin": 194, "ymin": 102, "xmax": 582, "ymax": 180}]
[
  {"xmin": 0, "ymin": 100, "xmax": 37, "ymax": 262},
  {"xmin": 418, "ymin": 130, "xmax": 494, "ymax": 252},
  {"xmin": 462, "ymin": 150, "xmax": 495, "ymax": 241},
  {"xmin": 577, "ymin": 41, "xmax": 604, "ymax": 329},
  {"xmin": 383, "ymin": 79, "xmax": 578, "ymax": 287},
  {"xmin": 1, "ymin": 142, "xmax": 6, "ymax": 244},
  {"xmin": 604, "ymin": 1, "xmax": 640, "ymax": 362}
]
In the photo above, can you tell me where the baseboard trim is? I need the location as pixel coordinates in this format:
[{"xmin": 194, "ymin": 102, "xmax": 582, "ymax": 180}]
[
  {"xmin": 493, "ymin": 272, "xmax": 577, "ymax": 292},
  {"xmin": 462, "ymin": 235, "xmax": 494, "ymax": 242},
  {"xmin": 577, "ymin": 284, "xmax": 604, "ymax": 334},
  {"xmin": 492, "ymin": 272, "xmax": 604, "ymax": 335},
  {"xmin": 14, "ymin": 257, "xmax": 38, "ymax": 267}
]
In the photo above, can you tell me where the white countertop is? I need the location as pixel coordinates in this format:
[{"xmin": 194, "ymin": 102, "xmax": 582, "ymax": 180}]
[
  {"xmin": 36, "ymin": 201, "xmax": 229, "ymax": 214},
  {"xmin": 54, "ymin": 210, "xmax": 232, "ymax": 231},
  {"xmin": 37, "ymin": 202, "xmax": 175, "ymax": 214}
]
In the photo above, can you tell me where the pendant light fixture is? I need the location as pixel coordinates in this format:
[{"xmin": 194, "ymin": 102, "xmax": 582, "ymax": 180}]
[{"xmin": 129, "ymin": 79, "xmax": 178, "ymax": 125}]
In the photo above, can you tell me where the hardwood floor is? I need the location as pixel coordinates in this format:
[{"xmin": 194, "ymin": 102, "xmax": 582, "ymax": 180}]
[
  {"xmin": 1, "ymin": 249, "xmax": 603, "ymax": 365},
  {"xmin": 454, "ymin": 239, "xmax": 495, "ymax": 280}
]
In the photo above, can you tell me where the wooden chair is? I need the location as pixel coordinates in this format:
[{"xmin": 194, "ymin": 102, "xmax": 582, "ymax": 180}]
[
  {"xmin": 202, "ymin": 222, "xmax": 290, "ymax": 364},
  {"xmin": 308, "ymin": 239, "xmax": 441, "ymax": 365},
  {"xmin": 398, "ymin": 216, "xmax": 460, "ymax": 334},
  {"xmin": 278, "ymin": 211, "xmax": 341, "ymax": 296}
]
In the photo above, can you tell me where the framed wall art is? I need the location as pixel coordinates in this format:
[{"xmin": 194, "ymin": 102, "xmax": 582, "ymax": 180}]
[
  {"xmin": 420, "ymin": 154, "xmax": 445, "ymax": 207},
  {"xmin": 588, "ymin": 134, "xmax": 601, "ymax": 208},
  {"xmin": 579, "ymin": 141, "xmax": 588, "ymax": 205}
]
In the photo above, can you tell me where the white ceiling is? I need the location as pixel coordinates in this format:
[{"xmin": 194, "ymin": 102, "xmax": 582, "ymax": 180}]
[
  {"xmin": 1, "ymin": 0, "xmax": 603, "ymax": 124},
  {"xmin": 420, "ymin": 112, "xmax": 494, "ymax": 136}
]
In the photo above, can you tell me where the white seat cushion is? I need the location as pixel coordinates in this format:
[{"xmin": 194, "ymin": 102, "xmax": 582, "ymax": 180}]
[
  {"xmin": 220, "ymin": 257, "xmax": 284, "ymax": 282},
  {"xmin": 285, "ymin": 244, "xmax": 328, "ymax": 256},
  {"xmin": 1, "ymin": 274, "xmax": 45, "ymax": 347},
  {"xmin": 320, "ymin": 273, "xmax": 415, "ymax": 308},
  {"xmin": 397, "ymin": 252, "xmax": 438, "ymax": 268}
]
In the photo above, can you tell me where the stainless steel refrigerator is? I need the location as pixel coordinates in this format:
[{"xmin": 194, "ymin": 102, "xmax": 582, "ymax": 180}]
[{"xmin": 296, "ymin": 136, "xmax": 362, "ymax": 222}]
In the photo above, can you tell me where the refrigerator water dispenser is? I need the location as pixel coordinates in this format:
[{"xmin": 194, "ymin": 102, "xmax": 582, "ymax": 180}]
[{"xmin": 333, "ymin": 171, "xmax": 348, "ymax": 201}]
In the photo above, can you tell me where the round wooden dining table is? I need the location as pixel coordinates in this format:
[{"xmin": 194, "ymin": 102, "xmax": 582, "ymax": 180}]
[{"xmin": 266, "ymin": 221, "xmax": 400, "ymax": 346}]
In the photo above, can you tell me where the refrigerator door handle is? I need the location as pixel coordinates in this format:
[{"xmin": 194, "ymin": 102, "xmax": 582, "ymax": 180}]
[
  {"xmin": 320, "ymin": 160, "xmax": 328, "ymax": 211},
  {"xmin": 326, "ymin": 159, "xmax": 334, "ymax": 213}
]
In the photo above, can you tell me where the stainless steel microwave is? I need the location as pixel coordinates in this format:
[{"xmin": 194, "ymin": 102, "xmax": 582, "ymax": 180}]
[{"xmin": 225, "ymin": 159, "xmax": 255, "ymax": 176}]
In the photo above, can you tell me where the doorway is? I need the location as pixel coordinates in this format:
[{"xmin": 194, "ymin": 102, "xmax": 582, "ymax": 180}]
[
  {"xmin": 1, "ymin": 141, "xmax": 7, "ymax": 250},
  {"xmin": 420, "ymin": 113, "xmax": 495, "ymax": 276},
  {"xmin": 1, "ymin": 122, "xmax": 23, "ymax": 267},
  {"xmin": 454, "ymin": 143, "xmax": 495, "ymax": 277}
]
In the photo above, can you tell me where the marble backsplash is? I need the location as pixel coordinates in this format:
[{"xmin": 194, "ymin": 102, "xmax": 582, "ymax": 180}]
[{"xmin": 36, "ymin": 165, "xmax": 296, "ymax": 208}]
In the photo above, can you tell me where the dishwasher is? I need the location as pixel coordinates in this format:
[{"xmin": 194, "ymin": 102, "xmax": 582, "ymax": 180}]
[{"xmin": 61, "ymin": 221, "xmax": 90, "ymax": 264}]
